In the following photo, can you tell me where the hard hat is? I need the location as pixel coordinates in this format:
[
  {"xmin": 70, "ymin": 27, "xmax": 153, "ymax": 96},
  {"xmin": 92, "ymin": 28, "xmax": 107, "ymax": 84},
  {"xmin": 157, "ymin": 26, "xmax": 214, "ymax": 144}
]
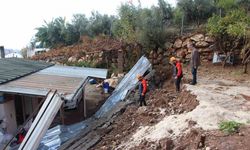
[
  {"xmin": 137, "ymin": 74, "xmax": 143, "ymax": 80},
  {"xmin": 170, "ymin": 57, "xmax": 176, "ymax": 62}
]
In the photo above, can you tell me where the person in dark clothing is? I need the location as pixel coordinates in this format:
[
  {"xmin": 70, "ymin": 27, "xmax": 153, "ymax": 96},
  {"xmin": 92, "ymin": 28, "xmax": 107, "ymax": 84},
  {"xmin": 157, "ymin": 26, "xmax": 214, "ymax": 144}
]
[
  {"xmin": 188, "ymin": 42, "xmax": 200, "ymax": 85},
  {"xmin": 170, "ymin": 57, "xmax": 183, "ymax": 92},
  {"xmin": 137, "ymin": 74, "xmax": 147, "ymax": 106}
]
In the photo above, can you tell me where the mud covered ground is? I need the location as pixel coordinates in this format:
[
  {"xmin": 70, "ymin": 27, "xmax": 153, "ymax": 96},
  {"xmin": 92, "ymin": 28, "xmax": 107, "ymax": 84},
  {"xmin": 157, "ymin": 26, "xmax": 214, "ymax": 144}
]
[
  {"xmin": 89, "ymin": 62, "xmax": 250, "ymax": 150},
  {"xmin": 90, "ymin": 83, "xmax": 199, "ymax": 150}
]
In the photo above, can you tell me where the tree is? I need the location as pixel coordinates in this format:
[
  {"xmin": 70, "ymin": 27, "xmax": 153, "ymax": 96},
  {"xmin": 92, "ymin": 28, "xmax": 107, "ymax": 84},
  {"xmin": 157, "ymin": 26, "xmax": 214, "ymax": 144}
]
[
  {"xmin": 87, "ymin": 12, "xmax": 115, "ymax": 37},
  {"xmin": 21, "ymin": 47, "xmax": 28, "ymax": 58},
  {"xmin": 237, "ymin": 0, "xmax": 250, "ymax": 11},
  {"xmin": 177, "ymin": 0, "xmax": 216, "ymax": 26},
  {"xmin": 136, "ymin": 6, "xmax": 170, "ymax": 50},
  {"xmin": 112, "ymin": 3, "xmax": 139, "ymax": 43},
  {"xmin": 207, "ymin": 9, "xmax": 250, "ymax": 67},
  {"xmin": 35, "ymin": 17, "xmax": 67, "ymax": 48},
  {"xmin": 65, "ymin": 14, "xmax": 89, "ymax": 45},
  {"xmin": 241, "ymin": 43, "xmax": 250, "ymax": 73}
]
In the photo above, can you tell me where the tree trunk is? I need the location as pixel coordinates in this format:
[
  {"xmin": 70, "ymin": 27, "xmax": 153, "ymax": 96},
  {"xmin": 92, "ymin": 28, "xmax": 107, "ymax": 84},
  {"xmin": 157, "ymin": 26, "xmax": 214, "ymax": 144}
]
[{"xmin": 244, "ymin": 63, "xmax": 248, "ymax": 74}]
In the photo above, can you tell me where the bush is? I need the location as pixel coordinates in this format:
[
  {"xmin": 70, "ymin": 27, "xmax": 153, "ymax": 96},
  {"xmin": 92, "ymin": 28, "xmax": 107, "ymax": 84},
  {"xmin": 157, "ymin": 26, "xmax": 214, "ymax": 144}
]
[{"xmin": 219, "ymin": 121, "xmax": 242, "ymax": 134}]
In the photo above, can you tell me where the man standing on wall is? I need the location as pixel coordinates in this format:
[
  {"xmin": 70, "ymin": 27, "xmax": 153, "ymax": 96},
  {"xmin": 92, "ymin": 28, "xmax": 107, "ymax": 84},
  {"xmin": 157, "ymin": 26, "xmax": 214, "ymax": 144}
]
[{"xmin": 188, "ymin": 42, "xmax": 200, "ymax": 85}]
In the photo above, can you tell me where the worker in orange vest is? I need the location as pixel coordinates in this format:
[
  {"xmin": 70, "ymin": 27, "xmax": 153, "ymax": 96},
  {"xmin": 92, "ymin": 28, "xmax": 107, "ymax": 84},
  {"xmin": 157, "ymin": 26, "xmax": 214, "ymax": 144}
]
[
  {"xmin": 137, "ymin": 74, "xmax": 148, "ymax": 106},
  {"xmin": 170, "ymin": 57, "xmax": 183, "ymax": 92}
]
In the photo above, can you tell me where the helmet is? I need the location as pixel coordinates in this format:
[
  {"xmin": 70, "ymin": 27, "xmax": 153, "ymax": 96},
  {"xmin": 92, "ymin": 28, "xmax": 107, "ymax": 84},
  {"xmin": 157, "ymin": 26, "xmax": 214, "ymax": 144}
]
[
  {"xmin": 137, "ymin": 74, "xmax": 143, "ymax": 80},
  {"xmin": 170, "ymin": 57, "xmax": 176, "ymax": 62}
]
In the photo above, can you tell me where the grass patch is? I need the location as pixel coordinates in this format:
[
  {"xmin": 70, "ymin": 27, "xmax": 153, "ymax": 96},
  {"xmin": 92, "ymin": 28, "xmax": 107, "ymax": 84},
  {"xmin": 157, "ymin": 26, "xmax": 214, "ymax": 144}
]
[{"xmin": 219, "ymin": 121, "xmax": 242, "ymax": 134}]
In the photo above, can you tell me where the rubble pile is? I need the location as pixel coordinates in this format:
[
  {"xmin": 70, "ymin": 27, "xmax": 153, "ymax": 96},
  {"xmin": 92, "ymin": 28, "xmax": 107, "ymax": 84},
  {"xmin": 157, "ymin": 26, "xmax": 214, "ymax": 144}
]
[
  {"xmin": 33, "ymin": 36, "xmax": 141, "ymax": 73},
  {"xmin": 91, "ymin": 87, "xmax": 199, "ymax": 150}
]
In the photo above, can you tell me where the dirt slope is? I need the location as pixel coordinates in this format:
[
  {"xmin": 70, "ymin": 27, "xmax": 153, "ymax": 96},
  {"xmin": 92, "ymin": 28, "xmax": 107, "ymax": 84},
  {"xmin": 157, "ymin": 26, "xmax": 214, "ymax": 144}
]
[{"xmin": 89, "ymin": 62, "xmax": 250, "ymax": 150}]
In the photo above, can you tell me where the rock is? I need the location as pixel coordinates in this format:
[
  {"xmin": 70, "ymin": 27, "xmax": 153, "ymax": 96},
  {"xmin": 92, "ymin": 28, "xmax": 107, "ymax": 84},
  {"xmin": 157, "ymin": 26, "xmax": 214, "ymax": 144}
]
[
  {"xmin": 173, "ymin": 39, "xmax": 183, "ymax": 49},
  {"xmin": 186, "ymin": 54, "xmax": 191, "ymax": 59},
  {"xmin": 176, "ymin": 48, "xmax": 187, "ymax": 58},
  {"xmin": 164, "ymin": 42, "xmax": 173, "ymax": 49},
  {"xmin": 190, "ymin": 34, "xmax": 205, "ymax": 42},
  {"xmin": 195, "ymin": 41, "xmax": 209, "ymax": 48},
  {"xmin": 137, "ymin": 106, "xmax": 147, "ymax": 114},
  {"xmin": 168, "ymin": 129, "xmax": 173, "ymax": 134},
  {"xmin": 115, "ymin": 134, "xmax": 121, "ymax": 138},
  {"xmin": 149, "ymin": 119, "xmax": 156, "ymax": 124},
  {"xmin": 239, "ymin": 132, "xmax": 244, "ymax": 136},
  {"xmin": 68, "ymin": 56, "xmax": 77, "ymax": 62},
  {"xmin": 78, "ymin": 59, "xmax": 84, "ymax": 62},
  {"xmin": 153, "ymin": 52, "xmax": 158, "ymax": 59},
  {"xmin": 205, "ymin": 36, "xmax": 215, "ymax": 43},
  {"xmin": 182, "ymin": 38, "xmax": 191, "ymax": 47},
  {"xmin": 100, "ymin": 146, "xmax": 108, "ymax": 150},
  {"xmin": 206, "ymin": 147, "xmax": 211, "ymax": 150},
  {"xmin": 99, "ymin": 51, "xmax": 104, "ymax": 57},
  {"xmin": 201, "ymin": 48, "xmax": 212, "ymax": 53},
  {"xmin": 158, "ymin": 48, "xmax": 163, "ymax": 54}
]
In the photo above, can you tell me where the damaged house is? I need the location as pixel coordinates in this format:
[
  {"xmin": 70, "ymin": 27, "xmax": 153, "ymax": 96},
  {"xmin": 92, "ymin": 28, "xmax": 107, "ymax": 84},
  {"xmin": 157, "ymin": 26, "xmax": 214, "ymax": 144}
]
[{"xmin": 0, "ymin": 58, "xmax": 107, "ymax": 149}]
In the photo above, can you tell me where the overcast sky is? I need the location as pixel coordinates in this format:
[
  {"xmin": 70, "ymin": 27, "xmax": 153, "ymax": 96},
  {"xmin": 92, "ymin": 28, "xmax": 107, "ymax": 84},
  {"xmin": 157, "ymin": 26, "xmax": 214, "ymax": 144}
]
[{"xmin": 0, "ymin": 0, "xmax": 176, "ymax": 50}]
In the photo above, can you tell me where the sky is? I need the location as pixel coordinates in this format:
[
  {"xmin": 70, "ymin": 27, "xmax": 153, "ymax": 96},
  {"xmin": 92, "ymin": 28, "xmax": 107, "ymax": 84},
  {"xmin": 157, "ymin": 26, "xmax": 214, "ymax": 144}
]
[{"xmin": 0, "ymin": 0, "xmax": 176, "ymax": 50}]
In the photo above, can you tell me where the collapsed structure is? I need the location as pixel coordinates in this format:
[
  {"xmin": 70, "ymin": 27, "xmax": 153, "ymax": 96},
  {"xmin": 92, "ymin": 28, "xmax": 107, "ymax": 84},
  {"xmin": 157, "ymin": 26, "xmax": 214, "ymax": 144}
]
[{"xmin": 0, "ymin": 58, "xmax": 107, "ymax": 149}]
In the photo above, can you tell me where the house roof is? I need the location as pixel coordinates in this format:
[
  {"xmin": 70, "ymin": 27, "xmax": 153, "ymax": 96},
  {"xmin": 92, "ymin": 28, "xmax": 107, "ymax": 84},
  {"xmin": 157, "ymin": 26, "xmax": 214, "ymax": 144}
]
[
  {"xmin": 38, "ymin": 65, "xmax": 107, "ymax": 79},
  {"xmin": 0, "ymin": 73, "xmax": 87, "ymax": 99},
  {"xmin": 0, "ymin": 58, "xmax": 53, "ymax": 84},
  {"xmin": 0, "ymin": 64, "xmax": 108, "ymax": 100}
]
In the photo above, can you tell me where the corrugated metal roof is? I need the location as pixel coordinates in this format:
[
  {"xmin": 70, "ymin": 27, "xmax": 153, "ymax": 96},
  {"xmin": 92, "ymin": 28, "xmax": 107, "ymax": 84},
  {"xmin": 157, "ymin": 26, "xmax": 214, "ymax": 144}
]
[
  {"xmin": 38, "ymin": 65, "xmax": 107, "ymax": 79},
  {"xmin": 0, "ymin": 73, "xmax": 86, "ymax": 99},
  {"xmin": 0, "ymin": 58, "xmax": 53, "ymax": 84},
  {"xmin": 0, "ymin": 64, "xmax": 106, "ymax": 100}
]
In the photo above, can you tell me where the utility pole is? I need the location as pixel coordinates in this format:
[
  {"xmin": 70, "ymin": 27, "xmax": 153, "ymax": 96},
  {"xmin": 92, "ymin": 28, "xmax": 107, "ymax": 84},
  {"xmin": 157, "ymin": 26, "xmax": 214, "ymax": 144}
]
[{"xmin": 181, "ymin": 14, "xmax": 184, "ymax": 36}]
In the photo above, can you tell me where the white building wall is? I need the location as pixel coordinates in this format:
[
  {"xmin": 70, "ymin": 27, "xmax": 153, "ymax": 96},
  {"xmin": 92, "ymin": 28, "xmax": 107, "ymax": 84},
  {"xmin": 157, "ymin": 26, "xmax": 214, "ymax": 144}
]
[{"xmin": 0, "ymin": 100, "xmax": 17, "ymax": 134}]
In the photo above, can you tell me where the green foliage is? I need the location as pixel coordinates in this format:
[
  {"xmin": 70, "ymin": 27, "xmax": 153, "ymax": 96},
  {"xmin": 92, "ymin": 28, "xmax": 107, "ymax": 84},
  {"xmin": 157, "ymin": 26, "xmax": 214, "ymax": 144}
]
[
  {"xmin": 207, "ymin": 9, "xmax": 250, "ymax": 37},
  {"xmin": 207, "ymin": 9, "xmax": 249, "ymax": 51},
  {"xmin": 113, "ymin": 0, "xmax": 173, "ymax": 51},
  {"xmin": 216, "ymin": 0, "xmax": 237, "ymax": 10},
  {"xmin": 237, "ymin": 0, "xmax": 250, "ymax": 11},
  {"xmin": 35, "ymin": 13, "xmax": 115, "ymax": 48},
  {"xmin": 219, "ymin": 121, "xmax": 242, "ymax": 134},
  {"xmin": 136, "ymin": 7, "xmax": 167, "ymax": 50},
  {"xmin": 112, "ymin": 3, "xmax": 139, "ymax": 43},
  {"xmin": 35, "ymin": 17, "xmax": 67, "ymax": 48},
  {"xmin": 87, "ymin": 12, "xmax": 115, "ymax": 37},
  {"xmin": 177, "ymin": 0, "xmax": 216, "ymax": 26},
  {"xmin": 173, "ymin": 7, "xmax": 184, "ymax": 25}
]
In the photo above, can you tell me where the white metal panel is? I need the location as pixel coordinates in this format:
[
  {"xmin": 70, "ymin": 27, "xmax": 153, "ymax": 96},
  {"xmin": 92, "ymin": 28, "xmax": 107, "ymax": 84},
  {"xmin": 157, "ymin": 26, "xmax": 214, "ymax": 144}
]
[
  {"xmin": 19, "ymin": 91, "xmax": 63, "ymax": 150},
  {"xmin": 38, "ymin": 65, "xmax": 107, "ymax": 79}
]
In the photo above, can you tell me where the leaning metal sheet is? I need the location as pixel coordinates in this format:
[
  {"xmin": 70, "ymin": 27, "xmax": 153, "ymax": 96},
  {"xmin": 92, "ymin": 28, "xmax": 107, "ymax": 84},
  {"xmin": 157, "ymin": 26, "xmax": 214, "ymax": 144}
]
[{"xmin": 95, "ymin": 56, "xmax": 151, "ymax": 118}]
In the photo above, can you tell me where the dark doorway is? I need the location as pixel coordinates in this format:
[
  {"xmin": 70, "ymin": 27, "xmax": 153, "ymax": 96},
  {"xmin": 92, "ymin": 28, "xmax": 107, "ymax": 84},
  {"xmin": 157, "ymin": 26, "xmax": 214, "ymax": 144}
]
[{"xmin": 14, "ymin": 95, "xmax": 24, "ymax": 126}]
